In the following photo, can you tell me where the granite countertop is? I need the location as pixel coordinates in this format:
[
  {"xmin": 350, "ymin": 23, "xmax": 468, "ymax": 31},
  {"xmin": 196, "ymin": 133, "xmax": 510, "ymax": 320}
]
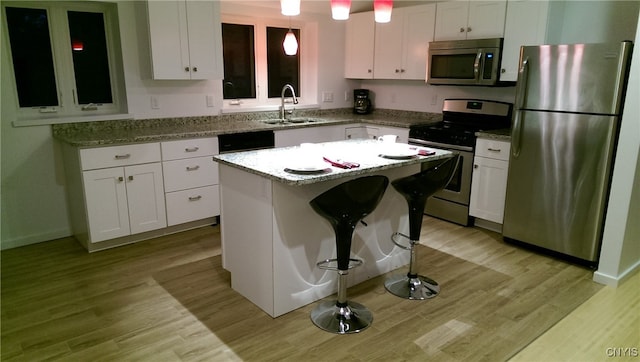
[
  {"xmin": 52, "ymin": 109, "xmax": 443, "ymax": 147},
  {"xmin": 476, "ymin": 128, "xmax": 511, "ymax": 141},
  {"xmin": 213, "ymin": 139, "xmax": 452, "ymax": 186}
]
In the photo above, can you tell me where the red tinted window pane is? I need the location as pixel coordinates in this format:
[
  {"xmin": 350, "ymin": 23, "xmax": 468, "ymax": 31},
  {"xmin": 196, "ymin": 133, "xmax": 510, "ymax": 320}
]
[{"xmin": 67, "ymin": 11, "xmax": 112, "ymax": 104}]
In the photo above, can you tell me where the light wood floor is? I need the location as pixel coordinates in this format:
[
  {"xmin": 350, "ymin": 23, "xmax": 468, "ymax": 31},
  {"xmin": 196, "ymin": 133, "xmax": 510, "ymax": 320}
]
[{"xmin": 1, "ymin": 216, "xmax": 636, "ymax": 361}]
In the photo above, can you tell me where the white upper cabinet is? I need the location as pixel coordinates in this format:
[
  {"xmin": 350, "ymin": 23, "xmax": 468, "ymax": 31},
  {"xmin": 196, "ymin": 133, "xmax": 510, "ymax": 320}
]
[
  {"xmin": 501, "ymin": 0, "xmax": 639, "ymax": 82},
  {"xmin": 146, "ymin": 0, "xmax": 223, "ymax": 80},
  {"xmin": 345, "ymin": 11, "xmax": 376, "ymax": 79},
  {"xmin": 374, "ymin": 4, "xmax": 436, "ymax": 80},
  {"xmin": 434, "ymin": 1, "xmax": 506, "ymax": 41}
]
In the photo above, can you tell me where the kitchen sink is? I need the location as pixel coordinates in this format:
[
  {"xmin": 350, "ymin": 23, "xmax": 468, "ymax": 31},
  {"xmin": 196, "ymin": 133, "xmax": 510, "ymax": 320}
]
[{"xmin": 261, "ymin": 117, "xmax": 322, "ymax": 125}]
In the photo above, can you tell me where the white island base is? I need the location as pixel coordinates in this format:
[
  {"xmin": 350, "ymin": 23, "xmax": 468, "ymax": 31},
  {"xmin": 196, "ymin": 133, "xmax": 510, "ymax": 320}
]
[{"xmin": 219, "ymin": 164, "xmax": 421, "ymax": 317}]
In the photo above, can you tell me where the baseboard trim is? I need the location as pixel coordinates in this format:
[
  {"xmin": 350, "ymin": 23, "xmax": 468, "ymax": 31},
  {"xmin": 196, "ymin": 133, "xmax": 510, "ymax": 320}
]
[
  {"xmin": 1, "ymin": 228, "xmax": 71, "ymax": 250},
  {"xmin": 593, "ymin": 260, "xmax": 640, "ymax": 287}
]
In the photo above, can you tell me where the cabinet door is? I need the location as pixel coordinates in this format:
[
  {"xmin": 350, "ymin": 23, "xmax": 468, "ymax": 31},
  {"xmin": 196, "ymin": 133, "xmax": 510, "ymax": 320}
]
[
  {"xmin": 502, "ymin": 1, "xmax": 550, "ymax": 82},
  {"xmin": 402, "ymin": 4, "xmax": 436, "ymax": 80},
  {"xmin": 434, "ymin": 2, "xmax": 469, "ymax": 41},
  {"xmin": 374, "ymin": 12, "xmax": 404, "ymax": 79},
  {"xmin": 275, "ymin": 125, "xmax": 347, "ymax": 147},
  {"xmin": 185, "ymin": 0, "xmax": 223, "ymax": 79},
  {"xmin": 345, "ymin": 12, "xmax": 375, "ymax": 79},
  {"xmin": 469, "ymin": 156, "xmax": 508, "ymax": 224},
  {"xmin": 466, "ymin": 1, "xmax": 507, "ymax": 39},
  {"xmin": 125, "ymin": 163, "xmax": 167, "ymax": 234},
  {"xmin": 147, "ymin": 0, "xmax": 190, "ymax": 79},
  {"xmin": 83, "ymin": 168, "xmax": 130, "ymax": 243}
]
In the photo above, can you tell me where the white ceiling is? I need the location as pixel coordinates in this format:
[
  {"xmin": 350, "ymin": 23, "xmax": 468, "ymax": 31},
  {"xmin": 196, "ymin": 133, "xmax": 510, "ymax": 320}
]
[{"xmin": 222, "ymin": 0, "xmax": 432, "ymax": 16}]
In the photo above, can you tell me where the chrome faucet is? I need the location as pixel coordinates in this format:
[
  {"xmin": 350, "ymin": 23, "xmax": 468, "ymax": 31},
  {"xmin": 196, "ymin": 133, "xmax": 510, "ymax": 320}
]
[{"xmin": 280, "ymin": 84, "xmax": 298, "ymax": 120}]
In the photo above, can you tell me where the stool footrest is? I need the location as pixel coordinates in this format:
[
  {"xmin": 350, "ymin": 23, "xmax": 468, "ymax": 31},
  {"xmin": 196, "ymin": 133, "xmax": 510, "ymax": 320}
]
[
  {"xmin": 317, "ymin": 258, "xmax": 363, "ymax": 271},
  {"xmin": 391, "ymin": 232, "xmax": 416, "ymax": 251}
]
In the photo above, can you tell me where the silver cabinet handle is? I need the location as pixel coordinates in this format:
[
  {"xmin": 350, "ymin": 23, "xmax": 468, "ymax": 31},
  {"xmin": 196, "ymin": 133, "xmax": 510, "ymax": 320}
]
[
  {"xmin": 184, "ymin": 67, "xmax": 190, "ymax": 72},
  {"xmin": 487, "ymin": 148, "xmax": 501, "ymax": 152},
  {"xmin": 186, "ymin": 165, "xmax": 200, "ymax": 171},
  {"xmin": 188, "ymin": 195, "xmax": 202, "ymax": 201},
  {"xmin": 185, "ymin": 147, "xmax": 199, "ymax": 152},
  {"xmin": 193, "ymin": 67, "xmax": 198, "ymax": 72},
  {"xmin": 367, "ymin": 69, "xmax": 372, "ymax": 73},
  {"xmin": 459, "ymin": 27, "xmax": 465, "ymax": 33},
  {"xmin": 128, "ymin": 175, "xmax": 134, "ymax": 181},
  {"xmin": 467, "ymin": 27, "xmax": 472, "ymax": 32},
  {"xmin": 115, "ymin": 154, "xmax": 130, "ymax": 159},
  {"xmin": 474, "ymin": 164, "xmax": 478, "ymax": 169},
  {"xmin": 118, "ymin": 176, "xmax": 124, "ymax": 182}
]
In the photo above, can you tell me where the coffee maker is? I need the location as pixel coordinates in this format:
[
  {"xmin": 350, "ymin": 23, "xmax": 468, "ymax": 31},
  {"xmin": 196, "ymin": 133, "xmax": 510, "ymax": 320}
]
[{"xmin": 353, "ymin": 89, "xmax": 372, "ymax": 114}]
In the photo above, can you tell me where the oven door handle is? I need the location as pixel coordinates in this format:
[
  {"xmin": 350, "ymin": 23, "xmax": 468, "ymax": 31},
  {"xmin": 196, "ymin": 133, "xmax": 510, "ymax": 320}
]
[{"xmin": 408, "ymin": 138, "xmax": 474, "ymax": 153}]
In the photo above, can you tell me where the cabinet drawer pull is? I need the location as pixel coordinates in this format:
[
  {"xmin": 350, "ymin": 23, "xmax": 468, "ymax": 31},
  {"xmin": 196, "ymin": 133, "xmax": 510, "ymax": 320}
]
[
  {"xmin": 128, "ymin": 175, "xmax": 134, "ymax": 181},
  {"xmin": 474, "ymin": 164, "xmax": 478, "ymax": 169},
  {"xmin": 487, "ymin": 148, "xmax": 502, "ymax": 152},
  {"xmin": 188, "ymin": 195, "xmax": 202, "ymax": 201},
  {"xmin": 115, "ymin": 153, "xmax": 131, "ymax": 159},
  {"xmin": 118, "ymin": 176, "xmax": 124, "ymax": 182},
  {"xmin": 185, "ymin": 146, "xmax": 199, "ymax": 152},
  {"xmin": 186, "ymin": 165, "xmax": 200, "ymax": 171}
]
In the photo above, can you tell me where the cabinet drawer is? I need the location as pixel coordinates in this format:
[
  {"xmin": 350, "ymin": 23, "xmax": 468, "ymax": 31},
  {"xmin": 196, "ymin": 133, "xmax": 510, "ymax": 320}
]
[
  {"xmin": 166, "ymin": 185, "xmax": 220, "ymax": 226},
  {"xmin": 475, "ymin": 139, "xmax": 511, "ymax": 161},
  {"xmin": 161, "ymin": 137, "xmax": 218, "ymax": 160},
  {"xmin": 163, "ymin": 156, "xmax": 218, "ymax": 192},
  {"xmin": 80, "ymin": 143, "xmax": 161, "ymax": 170}
]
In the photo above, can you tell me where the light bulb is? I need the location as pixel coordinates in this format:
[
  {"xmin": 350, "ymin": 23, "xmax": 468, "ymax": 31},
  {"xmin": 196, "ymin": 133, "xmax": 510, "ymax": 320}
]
[
  {"xmin": 331, "ymin": 0, "xmax": 351, "ymax": 20},
  {"xmin": 374, "ymin": 0, "xmax": 393, "ymax": 23},
  {"xmin": 281, "ymin": 0, "xmax": 300, "ymax": 16},
  {"xmin": 283, "ymin": 30, "xmax": 298, "ymax": 55}
]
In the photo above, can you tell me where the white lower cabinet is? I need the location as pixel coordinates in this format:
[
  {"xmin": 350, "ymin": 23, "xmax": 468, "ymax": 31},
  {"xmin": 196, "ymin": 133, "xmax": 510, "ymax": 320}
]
[
  {"xmin": 469, "ymin": 138, "xmax": 510, "ymax": 225},
  {"xmin": 63, "ymin": 138, "xmax": 220, "ymax": 251},
  {"xmin": 73, "ymin": 143, "xmax": 167, "ymax": 244},
  {"xmin": 161, "ymin": 137, "xmax": 220, "ymax": 226},
  {"xmin": 275, "ymin": 125, "xmax": 347, "ymax": 147},
  {"xmin": 83, "ymin": 162, "xmax": 167, "ymax": 242}
]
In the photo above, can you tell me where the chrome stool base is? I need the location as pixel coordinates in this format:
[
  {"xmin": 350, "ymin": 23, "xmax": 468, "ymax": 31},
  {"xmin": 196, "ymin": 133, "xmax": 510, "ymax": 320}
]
[
  {"xmin": 310, "ymin": 300, "xmax": 373, "ymax": 334},
  {"xmin": 384, "ymin": 273, "xmax": 440, "ymax": 300}
]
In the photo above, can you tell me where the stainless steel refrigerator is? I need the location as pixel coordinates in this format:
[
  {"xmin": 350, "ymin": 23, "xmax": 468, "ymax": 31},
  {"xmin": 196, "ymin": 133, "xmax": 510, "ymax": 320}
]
[{"xmin": 503, "ymin": 41, "xmax": 634, "ymax": 263}]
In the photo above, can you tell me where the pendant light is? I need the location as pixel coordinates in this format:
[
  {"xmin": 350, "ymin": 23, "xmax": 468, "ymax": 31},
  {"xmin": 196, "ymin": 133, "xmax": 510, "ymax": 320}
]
[
  {"xmin": 331, "ymin": 0, "xmax": 351, "ymax": 20},
  {"xmin": 374, "ymin": 0, "xmax": 393, "ymax": 23},
  {"xmin": 281, "ymin": 0, "xmax": 300, "ymax": 16},
  {"xmin": 283, "ymin": 17, "xmax": 298, "ymax": 55}
]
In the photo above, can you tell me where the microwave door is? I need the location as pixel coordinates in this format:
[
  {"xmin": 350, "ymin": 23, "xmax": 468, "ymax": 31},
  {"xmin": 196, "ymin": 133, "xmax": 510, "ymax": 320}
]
[
  {"xmin": 428, "ymin": 48, "xmax": 481, "ymax": 85},
  {"xmin": 478, "ymin": 48, "xmax": 500, "ymax": 85}
]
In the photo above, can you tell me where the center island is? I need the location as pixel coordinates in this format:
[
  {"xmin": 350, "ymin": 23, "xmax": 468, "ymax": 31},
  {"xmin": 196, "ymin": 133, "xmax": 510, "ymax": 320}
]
[{"xmin": 213, "ymin": 139, "xmax": 452, "ymax": 317}]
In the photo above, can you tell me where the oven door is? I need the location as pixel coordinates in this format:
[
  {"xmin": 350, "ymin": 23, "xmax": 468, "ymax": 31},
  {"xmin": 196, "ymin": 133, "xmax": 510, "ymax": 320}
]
[{"xmin": 409, "ymin": 138, "xmax": 474, "ymax": 225}]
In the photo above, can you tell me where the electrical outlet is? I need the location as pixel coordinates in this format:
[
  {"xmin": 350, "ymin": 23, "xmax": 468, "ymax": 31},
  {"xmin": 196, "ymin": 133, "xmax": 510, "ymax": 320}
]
[
  {"xmin": 151, "ymin": 96, "xmax": 159, "ymax": 109},
  {"xmin": 206, "ymin": 95, "xmax": 214, "ymax": 107},
  {"xmin": 322, "ymin": 92, "xmax": 334, "ymax": 102},
  {"xmin": 430, "ymin": 94, "xmax": 438, "ymax": 105},
  {"xmin": 344, "ymin": 91, "xmax": 351, "ymax": 102}
]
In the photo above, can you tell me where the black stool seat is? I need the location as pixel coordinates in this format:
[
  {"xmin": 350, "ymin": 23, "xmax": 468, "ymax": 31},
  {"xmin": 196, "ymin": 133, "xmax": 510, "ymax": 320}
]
[
  {"xmin": 309, "ymin": 175, "xmax": 389, "ymax": 334},
  {"xmin": 385, "ymin": 155, "xmax": 459, "ymax": 300}
]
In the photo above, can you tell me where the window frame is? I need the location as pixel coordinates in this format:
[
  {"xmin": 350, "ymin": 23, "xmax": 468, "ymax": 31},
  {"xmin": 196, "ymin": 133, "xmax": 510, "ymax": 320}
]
[
  {"xmin": 220, "ymin": 14, "xmax": 317, "ymax": 113},
  {"xmin": 2, "ymin": 1, "xmax": 126, "ymax": 124}
]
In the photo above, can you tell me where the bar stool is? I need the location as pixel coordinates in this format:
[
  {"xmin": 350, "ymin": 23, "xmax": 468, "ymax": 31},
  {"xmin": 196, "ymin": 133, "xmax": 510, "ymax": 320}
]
[
  {"xmin": 385, "ymin": 155, "xmax": 460, "ymax": 300},
  {"xmin": 309, "ymin": 175, "xmax": 389, "ymax": 334}
]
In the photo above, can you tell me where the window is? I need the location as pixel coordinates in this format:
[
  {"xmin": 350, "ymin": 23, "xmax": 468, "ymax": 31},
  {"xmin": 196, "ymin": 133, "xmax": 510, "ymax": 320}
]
[
  {"xmin": 2, "ymin": 1, "xmax": 125, "ymax": 122},
  {"xmin": 221, "ymin": 14, "xmax": 312, "ymax": 111}
]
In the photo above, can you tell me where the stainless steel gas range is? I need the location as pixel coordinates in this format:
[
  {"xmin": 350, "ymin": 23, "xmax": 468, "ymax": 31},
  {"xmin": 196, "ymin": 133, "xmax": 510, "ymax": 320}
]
[{"xmin": 409, "ymin": 99, "xmax": 512, "ymax": 226}]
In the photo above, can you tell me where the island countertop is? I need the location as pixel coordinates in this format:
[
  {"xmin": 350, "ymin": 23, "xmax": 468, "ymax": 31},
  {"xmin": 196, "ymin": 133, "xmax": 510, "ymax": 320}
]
[{"xmin": 213, "ymin": 139, "xmax": 452, "ymax": 186}]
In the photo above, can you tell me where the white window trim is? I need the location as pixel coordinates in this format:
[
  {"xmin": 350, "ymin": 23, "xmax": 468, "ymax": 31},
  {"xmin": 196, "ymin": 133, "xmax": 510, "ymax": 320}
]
[
  {"xmin": 220, "ymin": 14, "xmax": 318, "ymax": 114},
  {"xmin": 2, "ymin": 1, "xmax": 127, "ymax": 126}
]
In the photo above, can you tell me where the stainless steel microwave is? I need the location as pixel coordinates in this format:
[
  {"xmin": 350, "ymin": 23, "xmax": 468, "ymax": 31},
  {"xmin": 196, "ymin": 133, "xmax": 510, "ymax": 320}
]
[{"xmin": 427, "ymin": 38, "xmax": 503, "ymax": 86}]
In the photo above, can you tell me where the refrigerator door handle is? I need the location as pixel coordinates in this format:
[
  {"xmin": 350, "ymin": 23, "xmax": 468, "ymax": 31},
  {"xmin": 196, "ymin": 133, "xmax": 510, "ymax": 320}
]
[{"xmin": 512, "ymin": 56, "xmax": 529, "ymax": 158}]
